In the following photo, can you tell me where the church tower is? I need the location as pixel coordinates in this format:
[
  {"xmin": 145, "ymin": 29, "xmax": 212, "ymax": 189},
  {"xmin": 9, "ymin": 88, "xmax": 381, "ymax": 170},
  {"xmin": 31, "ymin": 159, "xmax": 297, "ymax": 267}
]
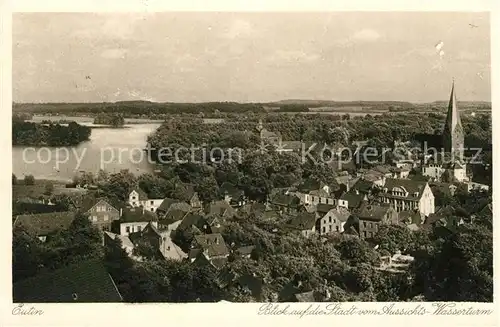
[{"xmin": 442, "ymin": 80, "xmax": 464, "ymax": 161}]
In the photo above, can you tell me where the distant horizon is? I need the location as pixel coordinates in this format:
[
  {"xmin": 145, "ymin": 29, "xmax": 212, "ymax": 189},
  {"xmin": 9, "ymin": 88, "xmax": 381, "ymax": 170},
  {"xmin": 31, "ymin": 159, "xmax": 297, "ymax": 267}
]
[{"xmin": 12, "ymin": 97, "xmax": 492, "ymax": 105}]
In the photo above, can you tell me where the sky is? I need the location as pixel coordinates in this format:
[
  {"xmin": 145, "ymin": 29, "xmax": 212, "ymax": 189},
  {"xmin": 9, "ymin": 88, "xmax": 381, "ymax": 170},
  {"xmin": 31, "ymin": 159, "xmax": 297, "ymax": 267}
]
[{"xmin": 13, "ymin": 12, "xmax": 491, "ymax": 103}]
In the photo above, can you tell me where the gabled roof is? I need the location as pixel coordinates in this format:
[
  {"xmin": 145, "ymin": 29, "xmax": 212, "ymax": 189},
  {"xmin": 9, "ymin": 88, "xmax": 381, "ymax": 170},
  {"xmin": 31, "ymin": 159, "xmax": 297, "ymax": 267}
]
[
  {"xmin": 183, "ymin": 183, "xmax": 198, "ymax": 200},
  {"xmin": 104, "ymin": 231, "xmax": 134, "ymax": 248},
  {"xmin": 177, "ymin": 213, "xmax": 206, "ymax": 231},
  {"xmin": 157, "ymin": 198, "xmax": 192, "ymax": 213},
  {"xmin": 357, "ymin": 203, "xmax": 392, "ymax": 221},
  {"xmin": 287, "ymin": 212, "xmax": 317, "ymax": 230},
  {"xmin": 14, "ymin": 211, "xmax": 76, "ymax": 236},
  {"xmin": 297, "ymin": 178, "xmax": 323, "ymax": 193},
  {"xmin": 158, "ymin": 209, "xmax": 190, "ymax": 226},
  {"xmin": 351, "ymin": 179, "xmax": 375, "ymax": 194},
  {"xmin": 192, "ymin": 233, "xmax": 229, "ymax": 258},
  {"xmin": 339, "ymin": 191, "xmax": 364, "ymax": 208},
  {"xmin": 269, "ymin": 193, "xmax": 300, "ymax": 207},
  {"xmin": 325, "ymin": 207, "xmax": 351, "ymax": 222},
  {"xmin": 206, "ymin": 200, "xmax": 236, "ymax": 218},
  {"xmin": 13, "ymin": 259, "xmax": 122, "ymax": 302},
  {"xmin": 220, "ymin": 182, "xmax": 245, "ymax": 198},
  {"xmin": 120, "ymin": 207, "xmax": 157, "ymax": 223},
  {"xmin": 382, "ymin": 178, "xmax": 427, "ymax": 197},
  {"xmin": 129, "ymin": 188, "xmax": 148, "ymax": 200},
  {"xmin": 238, "ymin": 202, "xmax": 267, "ymax": 216},
  {"xmin": 399, "ymin": 210, "xmax": 423, "ymax": 225},
  {"xmin": 316, "ymin": 203, "xmax": 336, "ymax": 214},
  {"xmin": 80, "ymin": 196, "xmax": 120, "ymax": 213}
]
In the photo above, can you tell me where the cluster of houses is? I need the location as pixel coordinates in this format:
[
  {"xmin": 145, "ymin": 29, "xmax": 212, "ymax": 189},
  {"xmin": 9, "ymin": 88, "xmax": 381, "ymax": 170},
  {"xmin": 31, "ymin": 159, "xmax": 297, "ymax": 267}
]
[{"xmin": 12, "ymin": 82, "xmax": 492, "ymax": 302}]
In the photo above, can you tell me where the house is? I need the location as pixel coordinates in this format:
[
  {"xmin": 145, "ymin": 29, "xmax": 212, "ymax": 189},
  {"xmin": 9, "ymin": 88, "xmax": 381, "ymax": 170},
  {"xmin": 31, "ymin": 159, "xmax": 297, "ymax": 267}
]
[
  {"xmin": 338, "ymin": 190, "xmax": 366, "ymax": 210},
  {"xmin": 189, "ymin": 233, "xmax": 230, "ymax": 269},
  {"xmin": 356, "ymin": 202, "xmax": 398, "ymax": 239},
  {"xmin": 293, "ymin": 179, "xmax": 336, "ymax": 206},
  {"xmin": 103, "ymin": 231, "xmax": 136, "ymax": 258},
  {"xmin": 13, "ymin": 211, "xmax": 76, "ymax": 242},
  {"xmin": 119, "ymin": 207, "xmax": 158, "ymax": 236},
  {"xmin": 128, "ymin": 188, "xmax": 164, "ymax": 212},
  {"xmin": 268, "ymin": 193, "xmax": 301, "ymax": 215},
  {"xmin": 259, "ymin": 125, "xmax": 282, "ymax": 146},
  {"xmin": 235, "ymin": 245, "xmax": 256, "ymax": 259},
  {"xmin": 176, "ymin": 213, "xmax": 209, "ymax": 234},
  {"xmin": 422, "ymin": 153, "xmax": 468, "ymax": 182},
  {"xmin": 390, "ymin": 166, "xmax": 411, "ymax": 179},
  {"xmin": 157, "ymin": 208, "xmax": 190, "ymax": 231},
  {"xmin": 80, "ymin": 196, "xmax": 121, "ymax": 231},
  {"xmin": 183, "ymin": 183, "xmax": 202, "ymax": 209},
  {"xmin": 205, "ymin": 200, "xmax": 236, "ymax": 220},
  {"xmin": 317, "ymin": 206, "xmax": 350, "ymax": 235},
  {"xmin": 237, "ymin": 202, "xmax": 267, "ymax": 217},
  {"xmin": 286, "ymin": 212, "xmax": 317, "ymax": 238},
  {"xmin": 378, "ymin": 178, "xmax": 435, "ymax": 217},
  {"xmin": 220, "ymin": 182, "xmax": 247, "ymax": 207},
  {"xmin": 13, "ymin": 259, "xmax": 123, "ymax": 302},
  {"xmin": 376, "ymin": 251, "xmax": 415, "ymax": 274},
  {"xmin": 466, "ymin": 181, "xmax": 490, "ymax": 192},
  {"xmin": 129, "ymin": 222, "xmax": 187, "ymax": 261},
  {"xmin": 398, "ymin": 210, "xmax": 425, "ymax": 226},
  {"xmin": 316, "ymin": 203, "xmax": 336, "ymax": 216},
  {"xmin": 423, "ymin": 205, "xmax": 465, "ymax": 231},
  {"xmin": 156, "ymin": 198, "xmax": 192, "ymax": 218}
]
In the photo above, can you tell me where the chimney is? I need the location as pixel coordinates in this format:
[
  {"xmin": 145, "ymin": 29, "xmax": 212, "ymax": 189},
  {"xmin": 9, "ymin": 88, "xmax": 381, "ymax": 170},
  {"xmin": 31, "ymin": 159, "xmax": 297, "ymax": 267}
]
[
  {"xmin": 355, "ymin": 189, "xmax": 359, "ymax": 195},
  {"xmin": 120, "ymin": 208, "xmax": 123, "ymax": 217}
]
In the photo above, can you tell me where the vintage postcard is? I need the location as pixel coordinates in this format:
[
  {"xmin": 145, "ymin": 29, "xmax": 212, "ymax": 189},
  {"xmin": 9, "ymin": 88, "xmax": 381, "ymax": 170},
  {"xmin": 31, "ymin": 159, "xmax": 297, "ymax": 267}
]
[{"xmin": 1, "ymin": 1, "xmax": 498, "ymax": 326}]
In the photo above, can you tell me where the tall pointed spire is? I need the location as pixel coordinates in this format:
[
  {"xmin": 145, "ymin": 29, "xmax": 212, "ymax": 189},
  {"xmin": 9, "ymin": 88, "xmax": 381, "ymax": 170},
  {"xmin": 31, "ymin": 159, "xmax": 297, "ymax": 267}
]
[{"xmin": 442, "ymin": 80, "xmax": 464, "ymax": 161}]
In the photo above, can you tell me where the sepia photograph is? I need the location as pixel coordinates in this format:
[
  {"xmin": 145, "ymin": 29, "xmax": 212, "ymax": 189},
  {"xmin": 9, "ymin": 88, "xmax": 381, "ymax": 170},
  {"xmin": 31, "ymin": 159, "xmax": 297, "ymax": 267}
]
[{"xmin": 11, "ymin": 11, "xmax": 492, "ymax": 305}]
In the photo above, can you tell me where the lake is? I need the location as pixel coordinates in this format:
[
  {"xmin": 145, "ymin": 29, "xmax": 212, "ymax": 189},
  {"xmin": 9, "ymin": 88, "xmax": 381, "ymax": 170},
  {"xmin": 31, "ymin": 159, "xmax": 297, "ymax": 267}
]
[{"xmin": 12, "ymin": 124, "xmax": 161, "ymax": 182}]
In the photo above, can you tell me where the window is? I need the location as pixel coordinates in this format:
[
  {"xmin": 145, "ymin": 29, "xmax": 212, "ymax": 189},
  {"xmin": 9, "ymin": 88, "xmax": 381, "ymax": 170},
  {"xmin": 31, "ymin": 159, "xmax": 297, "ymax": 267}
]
[
  {"xmin": 107, "ymin": 207, "xmax": 112, "ymax": 211},
  {"xmin": 92, "ymin": 216, "xmax": 97, "ymax": 222},
  {"xmin": 151, "ymin": 208, "xmax": 154, "ymax": 211},
  {"xmin": 333, "ymin": 219, "xmax": 336, "ymax": 223},
  {"xmin": 329, "ymin": 217, "xmax": 332, "ymax": 223},
  {"xmin": 336, "ymin": 226, "xmax": 339, "ymax": 232},
  {"xmin": 103, "ymin": 215, "xmax": 108, "ymax": 221},
  {"xmin": 329, "ymin": 225, "xmax": 332, "ymax": 232},
  {"xmin": 167, "ymin": 246, "xmax": 171, "ymax": 251},
  {"xmin": 322, "ymin": 227, "xmax": 326, "ymax": 233},
  {"xmin": 363, "ymin": 222, "xmax": 367, "ymax": 228},
  {"xmin": 137, "ymin": 226, "xmax": 142, "ymax": 232},
  {"xmin": 363, "ymin": 231, "xmax": 367, "ymax": 238},
  {"xmin": 150, "ymin": 200, "xmax": 154, "ymax": 205},
  {"xmin": 126, "ymin": 226, "xmax": 130, "ymax": 233},
  {"xmin": 132, "ymin": 196, "xmax": 136, "ymax": 200}
]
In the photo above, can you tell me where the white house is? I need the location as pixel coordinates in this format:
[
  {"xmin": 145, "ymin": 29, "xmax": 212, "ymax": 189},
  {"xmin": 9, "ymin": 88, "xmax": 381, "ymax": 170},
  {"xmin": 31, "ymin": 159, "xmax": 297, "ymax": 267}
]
[
  {"xmin": 128, "ymin": 189, "xmax": 164, "ymax": 212},
  {"xmin": 378, "ymin": 179, "xmax": 435, "ymax": 217},
  {"xmin": 119, "ymin": 207, "xmax": 158, "ymax": 236}
]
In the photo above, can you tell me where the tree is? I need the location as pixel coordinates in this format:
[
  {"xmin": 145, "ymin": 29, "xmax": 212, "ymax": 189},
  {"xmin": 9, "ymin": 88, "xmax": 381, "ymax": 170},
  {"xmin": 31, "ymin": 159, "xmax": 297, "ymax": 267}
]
[
  {"xmin": 12, "ymin": 226, "xmax": 44, "ymax": 283},
  {"xmin": 412, "ymin": 224, "xmax": 492, "ymax": 301},
  {"xmin": 335, "ymin": 237, "xmax": 380, "ymax": 267},
  {"xmin": 44, "ymin": 183, "xmax": 54, "ymax": 196},
  {"xmin": 12, "ymin": 173, "xmax": 17, "ymax": 185},
  {"xmin": 195, "ymin": 176, "xmax": 219, "ymax": 203},
  {"xmin": 24, "ymin": 175, "xmax": 35, "ymax": 185},
  {"xmin": 372, "ymin": 225, "xmax": 416, "ymax": 254}
]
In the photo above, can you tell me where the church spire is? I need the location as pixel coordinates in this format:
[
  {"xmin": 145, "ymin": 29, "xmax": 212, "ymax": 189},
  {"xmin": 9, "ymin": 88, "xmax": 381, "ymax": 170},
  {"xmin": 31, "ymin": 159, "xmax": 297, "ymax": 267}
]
[{"xmin": 442, "ymin": 80, "xmax": 464, "ymax": 161}]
